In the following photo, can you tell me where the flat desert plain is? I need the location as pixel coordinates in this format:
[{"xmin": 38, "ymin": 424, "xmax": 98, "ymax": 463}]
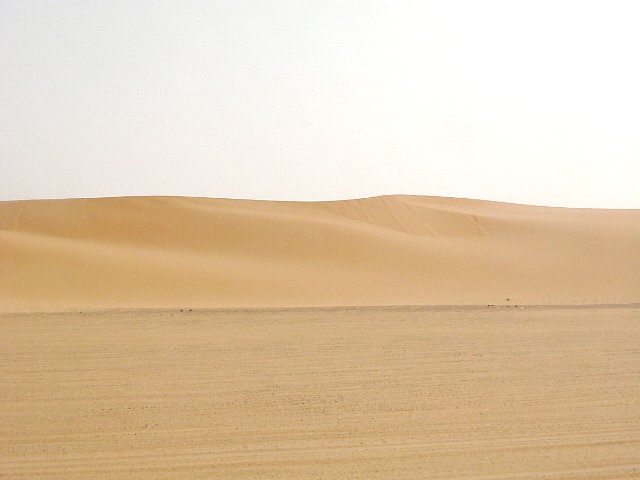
[{"xmin": 1, "ymin": 306, "xmax": 639, "ymax": 479}]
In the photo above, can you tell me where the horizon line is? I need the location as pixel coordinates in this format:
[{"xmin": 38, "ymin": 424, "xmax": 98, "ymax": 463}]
[{"xmin": 1, "ymin": 193, "xmax": 639, "ymax": 211}]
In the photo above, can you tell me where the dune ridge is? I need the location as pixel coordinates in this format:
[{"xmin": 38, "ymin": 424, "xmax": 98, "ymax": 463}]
[{"xmin": 1, "ymin": 195, "xmax": 639, "ymax": 312}]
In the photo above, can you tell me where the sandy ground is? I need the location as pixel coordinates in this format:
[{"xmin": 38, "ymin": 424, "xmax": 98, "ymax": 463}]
[
  {"xmin": 1, "ymin": 195, "xmax": 639, "ymax": 311},
  {"xmin": 2, "ymin": 305, "xmax": 638, "ymax": 479}
]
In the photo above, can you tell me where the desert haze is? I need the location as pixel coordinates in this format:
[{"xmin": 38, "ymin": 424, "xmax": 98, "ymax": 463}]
[
  {"xmin": 1, "ymin": 195, "xmax": 639, "ymax": 311},
  {"xmin": 1, "ymin": 196, "xmax": 639, "ymax": 479}
]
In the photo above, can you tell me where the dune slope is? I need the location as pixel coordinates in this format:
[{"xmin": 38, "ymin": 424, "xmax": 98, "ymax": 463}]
[{"xmin": 1, "ymin": 195, "xmax": 638, "ymax": 311}]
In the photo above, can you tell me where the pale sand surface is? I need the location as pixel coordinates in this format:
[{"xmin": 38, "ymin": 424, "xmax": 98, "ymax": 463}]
[
  {"xmin": 2, "ymin": 305, "xmax": 639, "ymax": 479},
  {"xmin": 1, "ymin": 195, "xmax": 639, "ymax": 311}
]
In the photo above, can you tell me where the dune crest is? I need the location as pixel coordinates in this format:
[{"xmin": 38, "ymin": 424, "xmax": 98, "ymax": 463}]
[{"xmin": 1, "ymin": 195, "xmax": 638, "ymax": 312}]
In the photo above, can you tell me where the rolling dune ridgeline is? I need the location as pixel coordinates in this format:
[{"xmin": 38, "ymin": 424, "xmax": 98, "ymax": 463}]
[{"xmin": 1, "ymin": 195, "xmax": 639, "ymax": 312}]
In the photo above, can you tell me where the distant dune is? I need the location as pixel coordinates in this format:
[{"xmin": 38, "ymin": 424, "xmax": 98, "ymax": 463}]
[{"xmin": 1, "ymin": 195, "xmax": 638, "ymax": 312}]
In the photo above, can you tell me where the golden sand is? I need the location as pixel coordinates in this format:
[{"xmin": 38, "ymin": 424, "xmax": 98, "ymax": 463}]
[
  {"xmin": 2, "ymin": 196, "xmax": 638, "ymax": 478},
  {"xmin": 1, "ymin": 195, "xmax": 639, "ymax": 311},
  {"xmin": 1, "ymin": 306, "xmax": 638, "ymax": 479}
]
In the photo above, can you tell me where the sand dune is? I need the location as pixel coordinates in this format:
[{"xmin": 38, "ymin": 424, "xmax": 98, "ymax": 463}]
[{"xmin": 1, "ymin": 195, "xmax": 638, "ymax": 311}]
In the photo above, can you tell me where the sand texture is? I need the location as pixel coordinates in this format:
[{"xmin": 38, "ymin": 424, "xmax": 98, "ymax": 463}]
[
  {"xmin": 1, "ymin": 195, "xmax": 639, "ymax": 311},
  {"xmin": 1, "ymin": 305, "xmax": 639, "ymax": 479}
]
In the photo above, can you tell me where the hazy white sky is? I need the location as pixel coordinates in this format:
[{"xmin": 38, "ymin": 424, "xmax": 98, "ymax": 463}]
[{"xmin": 2, "ymin": 1, "xmax": 639, "ymax": 207}]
